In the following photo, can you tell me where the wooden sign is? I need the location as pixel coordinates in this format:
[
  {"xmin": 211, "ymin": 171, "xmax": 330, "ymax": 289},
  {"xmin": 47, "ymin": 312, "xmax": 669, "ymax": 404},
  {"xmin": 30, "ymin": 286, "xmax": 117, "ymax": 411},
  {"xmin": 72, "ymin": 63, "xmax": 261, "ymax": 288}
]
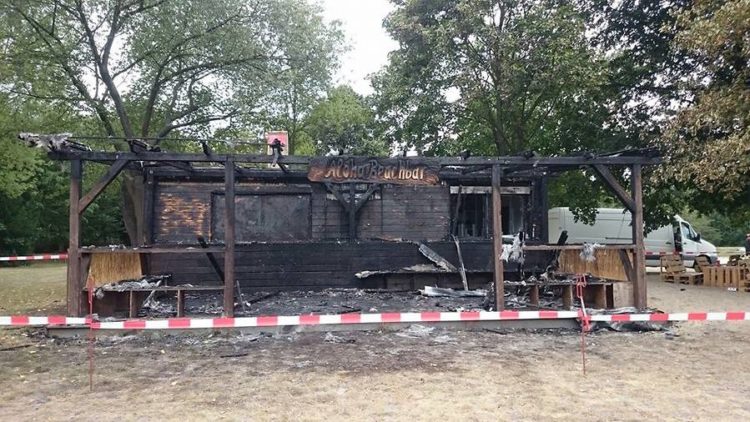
[{"xmin": 308, "ymin": 157, "xmax": 440, "ymax": 185}]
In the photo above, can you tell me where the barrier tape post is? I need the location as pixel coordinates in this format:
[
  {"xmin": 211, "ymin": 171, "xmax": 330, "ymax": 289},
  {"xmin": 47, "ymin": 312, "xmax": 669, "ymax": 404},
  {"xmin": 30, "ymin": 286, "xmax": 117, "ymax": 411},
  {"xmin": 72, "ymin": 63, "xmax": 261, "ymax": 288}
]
[
  {"xmin": 87, "ymin": 276, "xmax": 95, "ymax": 392},
  {"xmin": 575, "ymin": 274, "xmax": 591, "ymax": 375}
]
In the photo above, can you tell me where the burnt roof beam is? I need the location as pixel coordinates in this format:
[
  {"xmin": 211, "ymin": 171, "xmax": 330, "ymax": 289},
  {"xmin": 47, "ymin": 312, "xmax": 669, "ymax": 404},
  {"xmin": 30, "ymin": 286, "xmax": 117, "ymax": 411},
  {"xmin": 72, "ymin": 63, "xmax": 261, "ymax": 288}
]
[
  {"xmin": 47, "ymin": 151, "xmax": 661, "ymax": 167},
  {"xmin": 78, "ymin": 158, "xmax": 130, "ymax": 214},
  {"xmin": 591, "ymin": 164, "xmax": 636, "ymax": 212}
]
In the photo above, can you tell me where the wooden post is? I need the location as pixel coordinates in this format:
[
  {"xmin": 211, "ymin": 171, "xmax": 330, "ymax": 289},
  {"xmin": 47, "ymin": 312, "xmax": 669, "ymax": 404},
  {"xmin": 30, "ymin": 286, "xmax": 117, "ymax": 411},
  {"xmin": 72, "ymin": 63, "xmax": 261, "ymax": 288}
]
[
  {"xmin": 631, "ymin": 164, "xmax": 647, "ymax": 309},
  {"xmin": 223, "ymin": 159, "xmax": 236, "ymax": 317},
  {"xmin": 141, "ymin": 170, "xmax": 155, "ymax": 246},
  {"xmin": 562, "ymin": 285, "xmax": 574, "ymax": 309},
  {"xmin": 77, "ymin": 159, "xmax": 130, "ymax": 214},
  {"xmin": 67, "ymin": 159, "xmax": 83, "ymax": 316},
  {"xmin": 450, "ymin": 185, "xmax": 463, "ymax": 235},
  {"xmin": 348, "ymin": 183, "xmax": 357, "ymax": 241},
  {"xmin": 530, "ymin": 285, "xmax": 540, "ymax": 306},
  {"xmin": 492, "ymin": 165, "xmax": 505, "ymax": 310}
]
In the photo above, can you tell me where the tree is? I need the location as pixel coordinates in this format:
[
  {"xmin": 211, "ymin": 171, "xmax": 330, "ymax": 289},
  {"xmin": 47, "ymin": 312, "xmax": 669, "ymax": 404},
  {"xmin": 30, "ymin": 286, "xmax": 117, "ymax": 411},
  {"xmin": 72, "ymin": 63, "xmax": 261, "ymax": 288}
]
[
  {"xmin": 373, "ymin": 0, "xmax": 655, "ymax": 225},
  {"xmin": 586, "ymin": 0, "xmax": 693, "ymax": 142},
  {"xmin": 0, "ymin": 94, "xmax": 125, "ymax": 255},
  {"xmin": 259, "ymin": 1, "xmax": 344, "ymax": 153},
  {"xmin": 303, "ymin": 86, "xmax": 388, "ymax": 155},
  {"xmin": 656, "ymin": 0, "xmax": 750, "ymax": 220},
  {"xmin": 1, "ymin": 0, "xmax": 342, "ymax": 244},
  {"xmin": 373, "ymin": 0, "xmax": 616, "ymax": 156}
]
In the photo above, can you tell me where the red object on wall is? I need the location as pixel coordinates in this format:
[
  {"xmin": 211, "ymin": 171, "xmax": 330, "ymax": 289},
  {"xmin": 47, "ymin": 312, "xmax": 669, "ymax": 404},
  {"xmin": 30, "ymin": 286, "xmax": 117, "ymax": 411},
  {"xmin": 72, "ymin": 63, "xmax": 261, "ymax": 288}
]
[{"xmin": 265, "ymin": 131, "xmax": 288, "ymax": 147}]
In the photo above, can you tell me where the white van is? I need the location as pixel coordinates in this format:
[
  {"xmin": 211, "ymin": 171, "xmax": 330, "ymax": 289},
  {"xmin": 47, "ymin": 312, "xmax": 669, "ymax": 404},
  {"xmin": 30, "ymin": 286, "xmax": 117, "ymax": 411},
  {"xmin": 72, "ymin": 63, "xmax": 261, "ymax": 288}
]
[{"xmin": 548, "ymin": 207, "xmax": 718, "ymax": 268}]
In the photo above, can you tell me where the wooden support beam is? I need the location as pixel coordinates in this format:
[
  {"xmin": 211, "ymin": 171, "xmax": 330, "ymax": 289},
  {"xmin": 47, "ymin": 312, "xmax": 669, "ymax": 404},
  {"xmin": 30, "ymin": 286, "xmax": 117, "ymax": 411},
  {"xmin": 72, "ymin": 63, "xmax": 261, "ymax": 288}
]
[
  {"xmin": 631, "ymin": 164, "xmax": 647, "ymax": 309},
  {"xmin": 48, "ymin": 150, "xmax": 662, "ymax": 166},
  {"xmin": 325, "ymin": 182, "xmax": 348, "ymax": 206},
  {"xmin": 348, "ymin": 183, "xmax": 357, "ymax": 241},
  {"xmin": 67, "ymin": 159, "xmax": 83, "ymax": 316},
  {"xmin": 529, "ymin": 285, "xmax": 540, "ymax": 306},
  {"xmin": 141, "ymin": 170, "xmax": 155, "ymax": 246},
  {"xmin": 78, "ymin": 159, "xmax": 129, "ymax": 214},
  {"xmin": 492, "ymin": 165, "xmax": 505, "ymax": 310},
  {"xmin": 197, "ymin": 236, "xmax": 225, "ymax": 281},
  {"xmin": 352, "ymin": 184, "xmax": 379, "ymax": 214},
  {"xmin": 450, "ymin": 185, "xmax": 463, "ymax": 235},
  {"xmin": 162, "ymin": 161, "xmax": 193, "ymax": 173},
  {"xmin": 325, "ymin": 182, "xmax": 378, "ymax": 242},
  {"xmin": 592, "ymin": 164, "xmax": 635, "ymax": 212},
  {"xmin": 617, "ymin": 249, "xmax": 635, "ymax": 282},
  {"xmin": 177, "ymin": 290, "xmax": 186, "ymax": 317},
  {"xmin": 593, "ymin": 285, "xmax": 607, "ymax": 309},
  {"xmin": 223, "ymin": 159, "xmax": 236, "ymax": 317},
  {"xmin": 537, "ymin": 176, "xmax": 549, "ymax": 242},
  {"xmin": 562, "ymin": 285, "xmax": 574, "ymax": 309},
  {"xmin": 129, "ymin": 291, "xmax": 139, "ymax": 318}
]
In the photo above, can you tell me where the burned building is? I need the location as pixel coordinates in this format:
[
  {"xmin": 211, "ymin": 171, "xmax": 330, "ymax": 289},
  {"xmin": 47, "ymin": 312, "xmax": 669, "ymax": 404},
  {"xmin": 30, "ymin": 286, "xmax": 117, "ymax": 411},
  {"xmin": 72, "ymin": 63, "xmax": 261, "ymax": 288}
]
[
  {"xmin": 22, "ymin": 134, "xmax": 658, "ymax": 317},
  {"xmin": 144, "ymin": 159, "xmax": 547, "ymax": 293}
]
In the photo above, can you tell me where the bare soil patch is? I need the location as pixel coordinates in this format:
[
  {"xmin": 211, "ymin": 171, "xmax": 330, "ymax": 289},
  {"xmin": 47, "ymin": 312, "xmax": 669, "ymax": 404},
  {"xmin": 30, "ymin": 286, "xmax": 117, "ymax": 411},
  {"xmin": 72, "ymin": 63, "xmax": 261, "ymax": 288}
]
[{"xmin": 1, "ymin": 269, "xmax": 750, "ymax": 421}]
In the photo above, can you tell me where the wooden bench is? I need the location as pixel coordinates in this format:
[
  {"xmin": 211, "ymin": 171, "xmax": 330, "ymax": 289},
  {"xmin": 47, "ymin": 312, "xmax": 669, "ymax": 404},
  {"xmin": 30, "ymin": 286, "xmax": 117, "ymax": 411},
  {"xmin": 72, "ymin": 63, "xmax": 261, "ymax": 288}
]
[
  {"xmin": 505, "ymin": 280, "xmax": 613, "ymax": 309},
  {"xmin": 87, "ymin": 285, "xmax": 224, "ymax": 317},
  {"xmin": 660, "ymin": 255, "xmax": 702, "ymax": 285}
]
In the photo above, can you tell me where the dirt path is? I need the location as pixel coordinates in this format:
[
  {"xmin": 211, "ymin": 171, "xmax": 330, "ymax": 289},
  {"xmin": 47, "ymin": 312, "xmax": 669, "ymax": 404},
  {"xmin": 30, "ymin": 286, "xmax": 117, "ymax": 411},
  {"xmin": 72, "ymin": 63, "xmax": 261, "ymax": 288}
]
[{"xmin": 1, "ymin": 275, "xmax": 750, "ymax": 421}]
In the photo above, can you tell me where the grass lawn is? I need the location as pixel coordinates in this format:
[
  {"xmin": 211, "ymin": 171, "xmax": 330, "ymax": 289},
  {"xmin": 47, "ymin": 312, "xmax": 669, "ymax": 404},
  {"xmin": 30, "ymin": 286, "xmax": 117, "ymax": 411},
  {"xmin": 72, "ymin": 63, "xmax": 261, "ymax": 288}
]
[
  {"xmin": 0, "ymin": 263, "xmax": 66, "ymax": 314},
  {"xmin": 717, "ymin": 246, "xmax": 746, "ymax": 257}
]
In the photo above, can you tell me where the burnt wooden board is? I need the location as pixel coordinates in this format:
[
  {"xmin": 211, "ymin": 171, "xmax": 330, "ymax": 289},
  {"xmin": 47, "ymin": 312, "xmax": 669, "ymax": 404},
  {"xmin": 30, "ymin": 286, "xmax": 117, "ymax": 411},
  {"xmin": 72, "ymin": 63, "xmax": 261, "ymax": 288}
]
[
  {"xmin": 211, "ymin": 193, "xmax": 312, "ymax": 242},
  {"xmin": 308, "ymin": 157, "xmax": 439, "ymax": 185},
  {"xmin": 148, "ymin": 240, "xmax": 551, "ymax": 292}
]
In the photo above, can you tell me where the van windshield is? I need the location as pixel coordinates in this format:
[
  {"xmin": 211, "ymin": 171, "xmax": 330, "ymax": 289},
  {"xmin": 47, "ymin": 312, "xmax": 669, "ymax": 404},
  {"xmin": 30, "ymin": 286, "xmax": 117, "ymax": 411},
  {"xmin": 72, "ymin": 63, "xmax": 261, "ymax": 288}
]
[{"xmin": 681, "ymin": 222, "xmax": 699, "ymax": 241}]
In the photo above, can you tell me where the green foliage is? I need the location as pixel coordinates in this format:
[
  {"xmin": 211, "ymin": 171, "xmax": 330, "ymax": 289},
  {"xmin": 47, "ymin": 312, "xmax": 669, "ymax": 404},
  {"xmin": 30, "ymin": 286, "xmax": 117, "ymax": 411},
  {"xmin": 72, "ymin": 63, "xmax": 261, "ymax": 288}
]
[
  {"xmin": 1, "ymin": 0, "xmax": 344, "ymax": 244},
  {"xmin": 374, "ymin": 0, "xmax": 661, "ymax": 226},
  {"xmin": 259, "ymin": 0, "xmax": 345, "ymax": 153},
  {"xmin": 0, "ymin": 96, "xmax": 125, "ymax": 254},
  {"xmin": 656, "ymin": 0, "xmax": 750, "ymax": 218},
  {"xmin": 302, "ymin": 86, "xmax": 388, "ymax": 155},
  {"xmin": 374, "ymin": 0, "xmax": 618, "ymax": 156},
  {"xmin": 683, "ymin": 210, "xmax": 750, "ymax": 247}
]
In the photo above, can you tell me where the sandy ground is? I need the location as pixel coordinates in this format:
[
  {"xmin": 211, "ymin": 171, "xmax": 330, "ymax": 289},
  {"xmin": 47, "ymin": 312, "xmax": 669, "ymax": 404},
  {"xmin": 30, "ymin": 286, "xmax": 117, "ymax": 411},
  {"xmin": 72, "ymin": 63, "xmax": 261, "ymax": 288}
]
[{"xmin": 1, "ymin": 265, "xmax": 750, "ymax": 421}]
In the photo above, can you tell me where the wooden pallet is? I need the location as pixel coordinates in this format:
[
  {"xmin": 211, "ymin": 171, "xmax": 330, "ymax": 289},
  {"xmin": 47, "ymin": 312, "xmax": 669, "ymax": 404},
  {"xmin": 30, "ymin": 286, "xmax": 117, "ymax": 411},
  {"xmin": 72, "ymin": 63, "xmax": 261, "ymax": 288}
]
[
  {"xmin": 704, "ymin": 266, "xmax": 749, "ymax": 290},
  {"xmin": 660, "ymin": 255, "xmax": 702, "ymax": 285},
  {"xmin": 695, "ymin": 255, "xmax": 712, "ymax": 273}
]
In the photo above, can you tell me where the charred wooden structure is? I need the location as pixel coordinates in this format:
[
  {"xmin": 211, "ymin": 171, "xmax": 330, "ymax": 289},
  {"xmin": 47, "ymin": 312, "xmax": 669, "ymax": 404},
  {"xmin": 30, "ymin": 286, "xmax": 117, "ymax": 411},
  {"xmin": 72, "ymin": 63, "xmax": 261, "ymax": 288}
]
[{"xmin": 27, "ymin": 134, "xmax": 660, "ymax": 317}]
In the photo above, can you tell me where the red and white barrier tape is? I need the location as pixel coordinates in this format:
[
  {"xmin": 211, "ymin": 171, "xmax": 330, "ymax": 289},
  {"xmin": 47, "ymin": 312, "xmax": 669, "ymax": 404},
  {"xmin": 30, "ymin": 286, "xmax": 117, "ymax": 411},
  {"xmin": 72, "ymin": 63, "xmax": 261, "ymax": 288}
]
[
  {"xmin": 2, "ymin": 311, "xmax": 750, "ymax": 330},
  {"xmin": 0, "ymin": 316, "xmax": 87, "ymax": 326},
  {"xmin": 0, "ymin": 253, "xmax": 68, "ymax": 262}
]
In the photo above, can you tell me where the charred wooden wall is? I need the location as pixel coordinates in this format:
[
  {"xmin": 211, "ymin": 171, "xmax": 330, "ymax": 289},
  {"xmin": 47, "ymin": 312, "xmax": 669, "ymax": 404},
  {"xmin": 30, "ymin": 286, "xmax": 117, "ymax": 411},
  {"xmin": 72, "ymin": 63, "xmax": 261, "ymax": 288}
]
[
  {"xmin": 148, "ymin": 179, "xmax": 545, "ymax": 291},
  {"xmin": 149, "ymin": 240, "xmax": 498, "ymax": 290},
  {"xmin": 152, "ymin": 182, "xmax": 450, "ymax": 243}
]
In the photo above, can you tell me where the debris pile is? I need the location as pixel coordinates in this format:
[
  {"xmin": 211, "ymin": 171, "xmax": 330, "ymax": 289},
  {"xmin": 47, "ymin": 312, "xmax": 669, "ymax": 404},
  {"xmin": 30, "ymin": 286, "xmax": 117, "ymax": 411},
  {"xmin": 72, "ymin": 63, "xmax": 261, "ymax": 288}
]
[
  {"xmin": 419, "ymin": 286, "xmax": 486, "ymax": 298},
  {"xmin": 94, "ymin": 274, "xmax": 172, "ymax": 299},
  {"xmin": 501, "ymin": 233, "xmax": 525, "ymax": 264},
  {"xmin": 579, "ymin": 242, "xmax": 601, "ymax": 262}
]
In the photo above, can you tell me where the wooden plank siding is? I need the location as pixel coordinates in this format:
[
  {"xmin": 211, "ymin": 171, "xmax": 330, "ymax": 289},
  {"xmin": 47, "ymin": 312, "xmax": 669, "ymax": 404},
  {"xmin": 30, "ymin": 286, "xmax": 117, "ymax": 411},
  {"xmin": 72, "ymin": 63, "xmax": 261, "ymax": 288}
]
[
  {"xmin": 154, "ymin": 182, "xmax": 451, "ymax": 244},
  {"xmin": 148, "ymin": 240, "xmax": 496, "ymax": 291},
  {"xmin": 149, "ymin": 180, "xmax": 541, "ymax": 291}
]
